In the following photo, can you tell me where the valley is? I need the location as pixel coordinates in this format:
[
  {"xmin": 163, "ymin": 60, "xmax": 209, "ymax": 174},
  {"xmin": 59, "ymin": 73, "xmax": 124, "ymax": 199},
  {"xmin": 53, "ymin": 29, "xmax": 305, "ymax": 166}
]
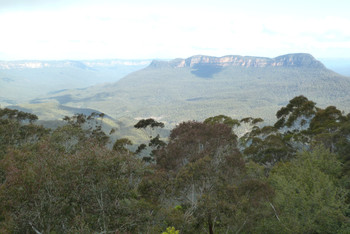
[
  {"xmin": 0, "ymin": 59, "xmax": 150, "ymax": 105},
  {"xmin": 20, "ymin": 53, "xmax": 350, "ymax": 126},
  {"xmin": 2, "ymin": 53, "xmax": 350, "ymax": 142}
]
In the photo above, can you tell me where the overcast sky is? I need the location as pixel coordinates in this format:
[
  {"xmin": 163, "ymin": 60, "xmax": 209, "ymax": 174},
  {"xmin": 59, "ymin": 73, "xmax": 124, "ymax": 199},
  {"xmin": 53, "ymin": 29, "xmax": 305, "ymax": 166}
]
[{"xmin": 0, "ymin": 0, "xmax": 350, "ymax": 60}]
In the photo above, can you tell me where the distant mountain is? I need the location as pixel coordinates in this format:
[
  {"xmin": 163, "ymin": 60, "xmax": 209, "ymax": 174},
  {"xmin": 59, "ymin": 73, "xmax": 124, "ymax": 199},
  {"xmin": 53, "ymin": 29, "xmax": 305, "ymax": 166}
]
[
  {"xmin": 151, "ymin": 53, "xmax": 325, "ymax": 69},
  {"xmin": 0, "ymin": 59, "xmax": 151, "ymax": 106},
  {"xmin": 32, "ymin": 53, "xmax": 350, "ymax": 125},
  {"xmin": 0, "ymin": 60, "xmax": 151, "ymax": 70}
]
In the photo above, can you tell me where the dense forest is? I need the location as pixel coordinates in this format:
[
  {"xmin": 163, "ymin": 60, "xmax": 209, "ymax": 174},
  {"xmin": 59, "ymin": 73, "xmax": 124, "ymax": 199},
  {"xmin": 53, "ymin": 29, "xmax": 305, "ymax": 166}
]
[{"xmin": 1, "ymin": 95, "xmax": 350, "ymax": 233}]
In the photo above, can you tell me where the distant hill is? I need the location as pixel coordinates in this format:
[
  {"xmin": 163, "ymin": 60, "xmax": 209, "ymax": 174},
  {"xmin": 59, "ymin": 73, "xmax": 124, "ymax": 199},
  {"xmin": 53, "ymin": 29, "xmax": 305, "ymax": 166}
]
[
  {"xmin": 31, "ymin": 53, "xmax": 350, "ymax": 125},
  {"xmin": 0, "ymin": 59, "xmax": 151, "ymax": 106}
]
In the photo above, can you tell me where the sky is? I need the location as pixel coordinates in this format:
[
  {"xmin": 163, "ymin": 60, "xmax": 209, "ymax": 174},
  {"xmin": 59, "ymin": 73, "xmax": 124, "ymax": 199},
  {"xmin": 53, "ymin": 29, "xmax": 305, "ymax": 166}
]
[{"xmin": 0, "ymin": 0, "xmax": 350, "ymax": 60}]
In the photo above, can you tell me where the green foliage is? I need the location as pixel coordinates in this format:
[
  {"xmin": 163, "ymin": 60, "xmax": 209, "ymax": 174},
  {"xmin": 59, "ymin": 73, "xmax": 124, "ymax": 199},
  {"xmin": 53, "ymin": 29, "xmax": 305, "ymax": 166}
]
[
  {"xmin": 258, "ymin": 147, "xmax": 349, "ymax": 233},
  {"xmin": 240, "ymin": 117, "xmax": 263, "ymax": 124},
  {"xmin": 62, "ymin": 112, "xmax": 110, "ymax": 146},
  {"xmin": 275, "ymin": 95, "xmax": 317, "ymax": 129},
  {"xmin": 0, "ymin": 126, "xmax": 152, "ymax": 233},
  {"xmin": 1, "ymin": 95, "xmax": 350, "ymax": 233},
  {"xmin": 148, "ymin": 134, "xmax": 166, "ymax": 149},
  {"xmin": 0, "ymin": 108, "xmax": 38, "ymax": 123},
  {"xmin": 149, "ymin": 121, "xmax": 273, "ymax": 233},
  {"xmin": 135, "ymin": 143, "xmax": 147, "ymax": 154},
  {"xmin": 112, "ymin": 137, "xmax": 133, "ymax": 153},
  {"xmin": 239, "ymin": 96, "xmax": 350, "ymax": 169},
  {"xmin": 0, "ymin": 108, "xmax": 49, "ymax": 160},
  {"xmin": 174, "ymin": 205, "xmax": 183, "ymax": 211},
  {"xmin": 241, "ymin": 125, "xmax": 295, "ymax": 165},
  {"xmin": 134, "ymin": 118, "xmax": 166, "ymax": 161},
  {"xmin": 155, "ymin": 121, "xmax": 238, "ymax": 171},
  {"xmin": 134, "ymin": 118, "xmax": 165, "ymax": 132},
  {"xmin": 162, "ymin": 226, "xmax": 180, "ymax": 234},
  {"xmin": 204, "ymin": 114, "xmax": 240, "ymax": 128}
]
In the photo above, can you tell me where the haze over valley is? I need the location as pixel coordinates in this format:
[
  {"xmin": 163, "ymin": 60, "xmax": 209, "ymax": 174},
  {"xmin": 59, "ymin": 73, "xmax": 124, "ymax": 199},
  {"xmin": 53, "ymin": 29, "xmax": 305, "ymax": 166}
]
[{"xmin": 0, "ymin": 59, "xmax": 150, "ymax": 105}]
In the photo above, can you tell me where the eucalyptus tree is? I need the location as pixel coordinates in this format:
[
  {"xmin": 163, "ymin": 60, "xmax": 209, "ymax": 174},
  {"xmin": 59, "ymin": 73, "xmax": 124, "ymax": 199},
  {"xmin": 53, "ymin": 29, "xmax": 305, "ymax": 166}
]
[
  {"xmin": 134, "ymin": 118, "xmax": 165, "ymax": 162},
  {"xmin": 147, "ymin": 121, "xmax": 273, "ymax": 233}
]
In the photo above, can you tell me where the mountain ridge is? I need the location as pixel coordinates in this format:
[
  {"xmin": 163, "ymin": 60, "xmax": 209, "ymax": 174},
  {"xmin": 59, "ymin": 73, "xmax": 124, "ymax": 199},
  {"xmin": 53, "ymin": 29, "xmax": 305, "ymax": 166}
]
[
  {"xmin": 149, "ymin": 53, "xmax": 325, "ymax": 69},
  {"xmin": 28, "ymin": 53, "xmax": 350, "ymax": 126},
  {"xmin": 0, "ymin": 59, "xmax": 151, "ymax": 70}
]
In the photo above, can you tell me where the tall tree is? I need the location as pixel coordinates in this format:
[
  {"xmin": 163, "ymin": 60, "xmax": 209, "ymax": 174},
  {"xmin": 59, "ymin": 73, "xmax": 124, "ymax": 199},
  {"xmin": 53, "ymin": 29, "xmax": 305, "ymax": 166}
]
[
  {"xmin": 150, "ymin": 121, "xmax": 273, "ymax": 233},
  {"xmin": 134, "ymin": 118, "xmax": 166, "ymax": 162}
]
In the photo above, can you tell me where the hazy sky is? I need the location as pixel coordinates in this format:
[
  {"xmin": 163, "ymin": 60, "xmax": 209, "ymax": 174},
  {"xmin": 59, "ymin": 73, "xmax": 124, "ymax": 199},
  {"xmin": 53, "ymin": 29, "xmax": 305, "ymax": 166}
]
[{"xmin": 1, "ymin": 0, "xmax": 350, "ymax": 60}]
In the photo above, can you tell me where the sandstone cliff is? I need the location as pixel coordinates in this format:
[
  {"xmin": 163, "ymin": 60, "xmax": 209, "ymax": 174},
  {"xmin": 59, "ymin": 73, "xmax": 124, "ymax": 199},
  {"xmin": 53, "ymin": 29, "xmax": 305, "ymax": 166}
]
[{"xmin": 149, "ymin": 53, "xmax": 325, "ymax": 69}]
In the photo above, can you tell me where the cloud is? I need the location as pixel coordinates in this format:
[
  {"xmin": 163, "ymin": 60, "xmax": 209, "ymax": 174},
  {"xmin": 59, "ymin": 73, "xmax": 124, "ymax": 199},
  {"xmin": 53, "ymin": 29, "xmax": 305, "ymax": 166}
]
[
  {"xmin": 1, "ymin": 1, "xmax": 350, "ymax": 59},
  {"xmin": 0, "ymin": 0, "xmax": 74, "ymax": 11}
]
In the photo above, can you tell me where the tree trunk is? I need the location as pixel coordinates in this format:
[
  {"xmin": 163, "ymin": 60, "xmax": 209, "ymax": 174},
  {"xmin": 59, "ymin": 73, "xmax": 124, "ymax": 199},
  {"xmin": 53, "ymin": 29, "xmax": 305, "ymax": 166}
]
[{"xmin": 208, "ymin": 214, "xmax": 214, "ymax": 234}]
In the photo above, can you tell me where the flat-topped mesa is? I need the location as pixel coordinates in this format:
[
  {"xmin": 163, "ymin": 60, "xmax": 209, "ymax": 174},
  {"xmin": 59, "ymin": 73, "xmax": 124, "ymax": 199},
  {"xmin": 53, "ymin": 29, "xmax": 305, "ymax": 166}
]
[{"xmin": 149, "ymin": 53, "xmax": 325, "ymax": 69}]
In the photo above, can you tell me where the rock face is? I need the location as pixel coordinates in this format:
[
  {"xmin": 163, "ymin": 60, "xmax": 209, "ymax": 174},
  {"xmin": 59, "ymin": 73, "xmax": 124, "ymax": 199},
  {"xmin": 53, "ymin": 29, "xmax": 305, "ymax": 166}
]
[{"xmin": 149, "ymin": 53, "xmax": 325, "ymax": 69}]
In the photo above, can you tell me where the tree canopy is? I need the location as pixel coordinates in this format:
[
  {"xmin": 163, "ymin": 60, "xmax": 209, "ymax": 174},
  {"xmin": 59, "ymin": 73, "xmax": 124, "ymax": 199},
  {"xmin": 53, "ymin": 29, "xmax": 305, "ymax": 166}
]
[{"xmin": 1, "ymin": 95, "xmax": 350, "ymax": 233}]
